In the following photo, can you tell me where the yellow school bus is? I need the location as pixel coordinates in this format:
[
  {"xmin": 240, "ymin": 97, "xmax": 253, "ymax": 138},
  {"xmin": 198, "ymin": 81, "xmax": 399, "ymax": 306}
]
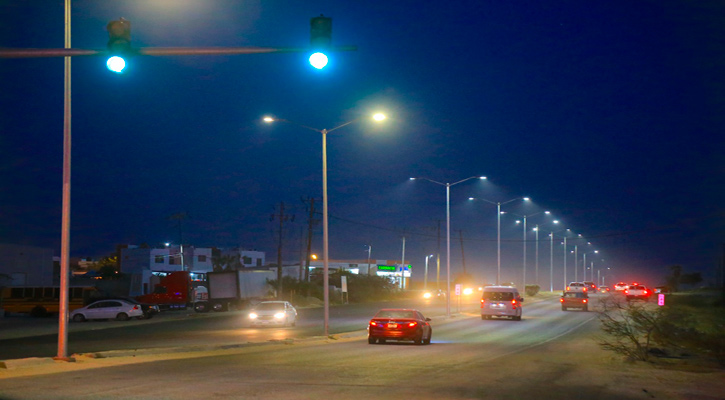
[{"xmin": 0, "ymin": 286, "xmax": 97, "ymax": 317}]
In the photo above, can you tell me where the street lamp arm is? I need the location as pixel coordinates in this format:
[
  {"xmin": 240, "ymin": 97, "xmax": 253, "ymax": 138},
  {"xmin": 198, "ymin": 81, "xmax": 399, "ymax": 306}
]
[
  {"xmin": 410, "ymin": 177, "xmax": 446, "ymax": 186},
  {"xmin": 264, "ymin": 117, "xmax": 323, "ymax": 133},
  {"xmin": 468, "ymin": 197, "xmax": 497, "ymax": 206},
  {"xmin": 501, "ymin": 197, "xmax": 526, "ymax": 206},
  {"xmin": 326, "ymin": 118, "xmax": 360, "ymax": 133}
]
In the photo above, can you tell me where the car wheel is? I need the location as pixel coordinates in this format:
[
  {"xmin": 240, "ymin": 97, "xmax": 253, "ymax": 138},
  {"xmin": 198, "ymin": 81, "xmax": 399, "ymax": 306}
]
[
  {"xmin": 116, "ymin": 312, "xmax": 130, "ymax": 321},
  {"xmin": 414, "ymin": 334, "xmax": 423, "ymax": 345},
  {"xmin": 424, "ymin": 330, "xmax": 432, "ymax": 345},
  {"xmin": 368, "ymin": 336, "xmax": 377, "ymax": 344},
  {"xmin": 562, "ymin": 306, "xmax": 567, "ymax": 311},
  {"xmin": 379, "ymin": 339, "xmax": 386, "ymax": 344},
  {"xmin": 514, "ymin": 315, "xmax": 522, "ymax": 321},
  {"xmin": 72, "ymin": 314, "xmax": 86, "ymax": 322}
]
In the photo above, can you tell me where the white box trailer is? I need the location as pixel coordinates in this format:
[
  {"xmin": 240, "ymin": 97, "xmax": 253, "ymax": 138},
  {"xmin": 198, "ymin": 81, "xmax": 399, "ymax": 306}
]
[{"xmin": 195, "ymin": 270, "xmax": 275, "ymax": 312}]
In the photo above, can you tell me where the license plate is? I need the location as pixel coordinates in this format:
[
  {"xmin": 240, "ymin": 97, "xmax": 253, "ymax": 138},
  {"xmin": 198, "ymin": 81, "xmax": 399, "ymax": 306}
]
[
  {"xmin": 493, "ymin": 303, "xmax": 503, "ymax": 308},
  {"xmin": 387, "ymin": 323, "xmax": 398, "ymax": 329}
]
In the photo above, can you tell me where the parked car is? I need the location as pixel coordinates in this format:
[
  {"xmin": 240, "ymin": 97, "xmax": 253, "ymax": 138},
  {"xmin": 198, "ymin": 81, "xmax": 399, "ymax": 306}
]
[
  {"xmin": 368, "ymin": 308, "xmax": 432, "ymax": 345},
  {"xmin": 625, "ymin": 285, "xmax": 651, "ymax": 301},
  {"xmin": 248, "ymin": 301, "xmax": 297, "ymax": 327},
  {"xmin": 560, "ymin": 292, "xmax": 589, "ymax": 311},
  {"xmin": 565, "ymin": 282, "xmax": 587, "ymax": 293},
  {"xmin": 480, "ymin": 286, "xmax": 524, "ymax": 320},
  {"xmin": 87, "ymin": 296, "xmax": 159, "ymax": 319},
  {"xmin": 70, "ymin": 299, "xmax": 144, "ymax": 322}
]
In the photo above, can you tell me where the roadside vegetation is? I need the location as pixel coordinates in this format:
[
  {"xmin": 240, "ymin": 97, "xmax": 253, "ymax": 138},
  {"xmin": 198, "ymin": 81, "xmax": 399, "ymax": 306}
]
[{"xmin": 596, "ymin": 291, "xmax": 724, "ymax": 367}]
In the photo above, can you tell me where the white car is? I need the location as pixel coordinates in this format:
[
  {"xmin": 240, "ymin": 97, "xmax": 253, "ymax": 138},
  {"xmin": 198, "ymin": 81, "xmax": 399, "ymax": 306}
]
[
  {"xmin": 249, "ymin": 301, "xmax": 297, "ymax": 327},
  {"xmin": 70, "ymin": 299, "xmax": 144, "ymax": 322},
  {"xmin": 565, "ymin": 282, "xmax": 588, "ymax": 293}
]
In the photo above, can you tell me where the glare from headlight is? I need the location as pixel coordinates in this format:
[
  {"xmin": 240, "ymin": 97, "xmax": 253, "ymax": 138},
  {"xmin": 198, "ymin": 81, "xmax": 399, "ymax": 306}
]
[
  {"xmin": 423, "ymin": 292, "xmax": 432, "ymax": 299},
  {"xmin": 274, "ymin": 312, "xmax": 285, "ymax": 319},
  {"xmin": 249, "ymin": 313, "xmax": 258, "ymax": 319},
  {"xmin": 463, "ymin": 288, "xmax": 474, "ymax": 295}
]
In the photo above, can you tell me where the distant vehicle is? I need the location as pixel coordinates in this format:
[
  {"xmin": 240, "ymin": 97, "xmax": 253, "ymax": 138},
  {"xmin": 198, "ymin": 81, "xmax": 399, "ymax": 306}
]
[
  {"xmin": 0, "ymin": 286, "xmax": 97, "ymax": 317},
  {"xmin": 565, "ymin": 282, "xmax": 587, "ymax": 293},
  {"xmin": 70, "ymin": 299, "xmax": 144, "ymax": 322},
  {"xmin": 654, "ymin": 286, "xmax": 670, "ymax": 294},
  {"xmin": 625, "ymin": 285, "xmax": 651, "ymax": 301},
  {"xmin": 583, "ymin": 281, "xmax": 597, "ymax": 292},
  {"xmin": 367, "ymin": 308, "xmax": 432, "ymax": 345},
  {"xmin": 480, "ymin": 286, "xmax": 524, "ymax": 321},
  {"xmin": 560, "ymin": 292, "xmax": 589, "ymax": 311},
  {"xmin": 613, "ymin": 282, "xmax": 628, "ymax": 291},
  {"xmin": 248, "ymin": 301, "xmax": 297, "ymax": 327},
  {"xmin": 422, "ymin": 289, "xmax": 446, "ymax": 300},
  {"xmin": 598, "ymin": 285, "xmax": 610, "ymax": 293}
]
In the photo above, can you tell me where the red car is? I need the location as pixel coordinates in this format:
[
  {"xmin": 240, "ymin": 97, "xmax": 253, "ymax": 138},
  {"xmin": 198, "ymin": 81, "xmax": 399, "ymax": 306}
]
[{"xmin": 368, "ymin": 308, "xmax": 432, "ymax": 345}]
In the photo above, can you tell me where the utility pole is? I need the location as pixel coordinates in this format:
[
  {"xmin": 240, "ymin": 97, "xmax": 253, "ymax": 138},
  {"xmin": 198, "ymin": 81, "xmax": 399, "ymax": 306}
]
[
  {"xmin": 400, "ymin": 236, "xmax": 406, "ymax": 289},
  {"xmin": 459, "ymin": 230, "xmax": 467, "ymax": 275},
  {"xmin": 272, "ymin": 202, "xmax": 291, "ymax": 299},
  {"xmin": 437, "ymin": 220, "xmax": 441, "ymax": 290},
  {"xmin": 302, "ymin": 197, "xmax": 317, "ymax": 282}
]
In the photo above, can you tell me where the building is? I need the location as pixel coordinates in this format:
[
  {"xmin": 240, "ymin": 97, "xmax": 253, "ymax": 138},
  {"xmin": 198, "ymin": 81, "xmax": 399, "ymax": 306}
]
[
  {"xmin": 0, "ymin": 243, "xmax": 55, "ymax": 286},
  {"xmin": 284, "ymin": 259, "xmax": 412, "ymax": 287}
]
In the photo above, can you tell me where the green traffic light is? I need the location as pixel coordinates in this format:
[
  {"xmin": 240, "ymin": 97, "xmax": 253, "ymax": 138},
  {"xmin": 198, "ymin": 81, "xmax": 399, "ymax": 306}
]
[
  {"xmin": 309, "ymin": 52, "xmax": 328, "ymax": 69},
  {"xmin": 106, "ymin": 56, "xmax": 126, "ymax": 73}
]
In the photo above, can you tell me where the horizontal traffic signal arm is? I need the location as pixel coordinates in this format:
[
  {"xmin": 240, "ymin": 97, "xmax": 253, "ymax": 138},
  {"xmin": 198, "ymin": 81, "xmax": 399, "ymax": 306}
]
[{"xmin": 0, "ymin": 45, "xmax": 357, "ymax": 59}]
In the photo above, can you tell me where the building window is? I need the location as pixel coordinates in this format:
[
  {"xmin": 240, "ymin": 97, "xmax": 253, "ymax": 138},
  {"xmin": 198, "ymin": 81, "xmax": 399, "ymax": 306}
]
[
  {"xmin": 198, "ymin": 255, "xmax": 207, "ymax": 262},
  {"xmin": 155, "ymin": 255, "xmax": 164, "ymax": 263},
  {"xmin": 242, "ymin": 256, "xmax": 252, "ymax": 265},
  {"xmin": 256, "ymin": 258, "xmax": 262, "ymax": 266},
  {"xmin": 169, "ymin": 256, "xmax": 177, "ymax": 265}
]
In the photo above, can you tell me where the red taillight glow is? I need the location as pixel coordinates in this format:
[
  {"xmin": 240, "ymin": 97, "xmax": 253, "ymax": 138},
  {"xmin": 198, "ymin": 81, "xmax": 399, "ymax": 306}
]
[
  {"xmin": 566, "ymin": 286, "xmax": 571, "ymax": 291},
  {"xmin": 370, "ymin": 321, "xmax": 378, "ymax": 327},
  {"xmin": 644, "ymin": 290, "xmax": 648, "ymax": 295},
  {"xmin": 408, "ymin": 322, "xmax": 417, "ymax": 328},
  {"xmin": 133, "ymin": 305, "xmax": 139, "ymax": 310},
  {"xmin": 560, "ymin": 298, "xmax": 564, "ymax": 302},
  {"xmin": 583, "ymin": 288, "xmax": 587, "ymax": 292},
  {"xmin": 583, "ymin": 299, "xmax": 588, "ymax": 303},
  {"xmin": 625, "ymin": 290, "xmax": 629, "ymax": 294},
  {"xmin": 481, "ymin": 299, "xmax": 485, "ymax": 308}
]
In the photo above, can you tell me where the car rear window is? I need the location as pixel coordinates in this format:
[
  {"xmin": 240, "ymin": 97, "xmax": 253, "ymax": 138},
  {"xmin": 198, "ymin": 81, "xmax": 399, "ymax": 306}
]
[
  {"xmin": 563, "ymin": 292, "xmax": 587, "ymax": 298},
  {"xmin": 374, "ymin": 310, "xmax": 415, "ymax": 319},
  {"xmin": 483, "ymin": 291, "xmax": 515, "ymax": 301}
]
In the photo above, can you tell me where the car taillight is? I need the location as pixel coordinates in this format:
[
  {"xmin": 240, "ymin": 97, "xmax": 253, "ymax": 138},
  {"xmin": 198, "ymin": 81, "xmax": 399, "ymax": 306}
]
[
  {"xmin": 644, "ymin": 290, "xmax": 648, "ymax": 295},
  {"xmin": 625, "ymin": 290, "xmax": 629, "ymax": 294},
  {"xmin": 407, "ymin": 322, "xmax": 417, "ymax": 328},
  {"xmin": 480, "ymin": 299, "xmax": 485, "ymax": 308},
  {"xmin": 560, "ymin": 298, "xmax": 564, "ymax": 302},
  {"xmin": 566, "ymin": 286, "xmax": 571, "ymax": 291},
  {"xmin": 511, "ymin": 299, "xmax": 517, "ymax": 309},
  {"xmin": 583, "ymin": 299, "xmax": 588, "ymax": 303},
  {"xmin": 583, "ymin": 288, "xmax": 587, "ymax": 292},
  {"xmin": 370, "ymin": 321, "xmax": 378, "ymax": 327}
]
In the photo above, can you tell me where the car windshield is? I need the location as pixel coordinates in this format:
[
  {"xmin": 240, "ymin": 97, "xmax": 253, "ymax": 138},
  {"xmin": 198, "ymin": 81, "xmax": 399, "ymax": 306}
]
[
  {"xmin": 374, "ymin": 310, "xmax": 415, "ymax": 319},
  {"xmin": 483, "ymin": 291, "xmax": 515, "ymax": 301},
  {"xmin": 256, "ymin": 303, "xmax": 285, "ymax": 311}
]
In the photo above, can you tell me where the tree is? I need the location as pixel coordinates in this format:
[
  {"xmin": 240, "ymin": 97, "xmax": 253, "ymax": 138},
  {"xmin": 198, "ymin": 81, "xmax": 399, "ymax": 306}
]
[
  {"xmin": 666, "ymin": 265, "xmax": 683, "ymax": 292},
  {"xmin": 680, "ymin": 272, "xmax": 703, "ymax": 287}
]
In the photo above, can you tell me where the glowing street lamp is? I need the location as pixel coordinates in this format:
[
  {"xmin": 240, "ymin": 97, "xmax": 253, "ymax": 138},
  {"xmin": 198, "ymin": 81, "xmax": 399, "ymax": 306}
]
[
  {"xmin": 410, "ymin": 176, "xmax": 487, "ymax": 317},
  {"xmin": 469, "ymin": 197, "xmax": 530, "ymax": 285},
  {"xmin": 263, "ymin": 113, "xmax": 386, "ymax": 336}
]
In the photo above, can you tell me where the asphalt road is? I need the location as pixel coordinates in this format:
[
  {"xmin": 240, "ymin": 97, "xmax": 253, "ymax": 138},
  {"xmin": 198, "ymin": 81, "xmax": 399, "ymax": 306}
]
[{"xmin": 0, "ymin": 294, "xmax": 609, "ymax": 399}]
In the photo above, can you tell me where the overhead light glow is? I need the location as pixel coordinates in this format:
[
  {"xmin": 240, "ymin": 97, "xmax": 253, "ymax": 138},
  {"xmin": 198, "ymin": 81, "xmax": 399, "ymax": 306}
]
[
  {"xmin": 373, "ymin": 113, "xmax": 386, "ymax": 121},
  {"xmin": 309, "ymin": 52, "xmax": 329, "ymax": 69},
  {"xmin": 106, "ymin": 56, "xmax": 126, "ymax": 73}
]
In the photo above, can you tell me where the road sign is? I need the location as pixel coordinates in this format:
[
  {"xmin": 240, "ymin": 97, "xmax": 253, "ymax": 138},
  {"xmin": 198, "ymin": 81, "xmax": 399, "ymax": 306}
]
[
  {"xmin": 658, "ymin": 293, "xmax": 665, "ymax": 306},
  {"xmin": 455, "ymin": 284, "xmax": 461, "ymax": 296}
]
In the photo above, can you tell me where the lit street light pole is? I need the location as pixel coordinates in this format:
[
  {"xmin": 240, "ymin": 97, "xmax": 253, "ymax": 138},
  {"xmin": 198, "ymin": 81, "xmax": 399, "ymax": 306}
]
[
  {"xmin": 411, "ymin": 176, "xmax": 487, "ymax": 317},
  {"xmin": 513, "ymin": 211, "xmax": 550, "ymax": 288},
  {"xmin": 469, "ymin": 197, "xmax": 530, "ymax": 285},
  {"xmin": 533, "ymin": 219, "xmax": 558, "ymax": 287},
  {"xmin": 264, "ymin": 113, "xmax": 386, "ymax": 337},
  {"xmin": 424, "ymin": 254, "xmax": 434, "ymax": 290}
]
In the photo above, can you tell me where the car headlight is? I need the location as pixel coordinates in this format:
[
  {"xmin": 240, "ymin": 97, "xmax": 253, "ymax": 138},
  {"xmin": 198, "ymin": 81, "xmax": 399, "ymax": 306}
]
[
  {"xmin": 463, "ymin": 288, "xmax": 473, "ymax": 295},
  {"xmin": 274, "ymin": 312, "xmax": 285, "ymax": 319},
  {"xmin": 423, "ymin": 292, "xmax": 432, "ymax": 299},
  {"xmin": 249, "ymin": 313, "xmax": 258, "ymax": 319}
]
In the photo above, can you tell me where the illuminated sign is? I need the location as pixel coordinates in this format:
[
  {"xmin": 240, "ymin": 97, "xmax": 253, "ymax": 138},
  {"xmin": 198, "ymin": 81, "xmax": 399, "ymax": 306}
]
[{"xmin": 377, "ymin": 265, "xmax": 396, "ymax": 271}]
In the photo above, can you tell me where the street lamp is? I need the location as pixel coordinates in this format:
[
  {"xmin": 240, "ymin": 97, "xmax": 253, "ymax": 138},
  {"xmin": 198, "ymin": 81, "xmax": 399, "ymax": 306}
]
[
  {"xmin": 424, "ymin": 254, "xmax": 434, "ymax": 290},
  {"xmin": 469, "ymin": 197, "xmax": 530, "ymax": 286},
  {"xmin": 264, "ymin": 113, "xmax": 386, "ymax": 337},
  {"xmin": 513, "ymin": 211, "xmax": 551, "ymax": 288},
  {"xmin": 410, "ymin": 176, "xmax": 487, "ymax": 317},
  {"xmin": 365, "ymin": 244, "xmax": 372, "ymax": 276},
  {"xmin": 532, "ymin": 219, "xmax": 558, "ymax": 287}
]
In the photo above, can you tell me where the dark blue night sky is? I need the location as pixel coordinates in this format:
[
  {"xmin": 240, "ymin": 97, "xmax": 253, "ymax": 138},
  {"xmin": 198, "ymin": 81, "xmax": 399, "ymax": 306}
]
[{"xmin": 1, "ymin": 1, "xmax": 723, "ymax": 288}]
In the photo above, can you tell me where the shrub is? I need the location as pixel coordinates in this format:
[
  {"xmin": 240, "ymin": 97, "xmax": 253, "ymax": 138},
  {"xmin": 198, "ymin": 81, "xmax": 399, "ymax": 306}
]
[{"xmin": 524, "ymin": 285, "xmax": 540, "ymax": 297}]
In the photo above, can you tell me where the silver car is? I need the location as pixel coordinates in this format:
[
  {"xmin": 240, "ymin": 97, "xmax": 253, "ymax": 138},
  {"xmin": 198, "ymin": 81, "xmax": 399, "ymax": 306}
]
[
  {"xmin": 70, "ymin": 299, "xmax": 144, "ymax": 322},
  {"xmin": 480, "ymin": 286, "xmax": 524, "ymax": 321},
  {"xmin": 248, "ymin": 301, "xmax": 297, "ymax": 327}
]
